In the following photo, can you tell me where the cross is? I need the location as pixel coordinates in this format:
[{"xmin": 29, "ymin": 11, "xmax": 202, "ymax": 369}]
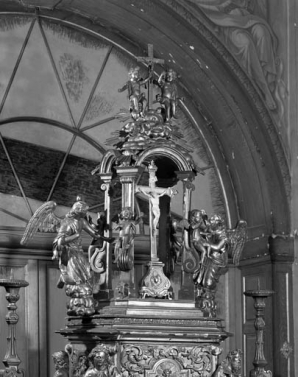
[
  {"xmin": 136, "ymin": 161, "xmax": 177, "ymax": 262},
  {"xmin": 137, "ymin": 44, "xmax": 164, "ymax": 109}
]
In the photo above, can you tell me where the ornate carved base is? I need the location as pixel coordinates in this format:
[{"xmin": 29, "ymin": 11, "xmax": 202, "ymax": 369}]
[
  {"xmin": 57, "ymin": 300, "xmax": 231, "ymax": 377},
  {"xmin": 65, "ymin": 284, "xmax": 96, "ymax": 316},
  {"xmin": 139, "ymin": 261, "xmax": 172, "ymax": 299}
]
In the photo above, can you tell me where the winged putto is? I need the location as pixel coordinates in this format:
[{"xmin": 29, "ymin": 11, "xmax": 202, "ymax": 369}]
[{"xmin": 182, "ymin": 209, "xmax": 247, "ymax": 316}]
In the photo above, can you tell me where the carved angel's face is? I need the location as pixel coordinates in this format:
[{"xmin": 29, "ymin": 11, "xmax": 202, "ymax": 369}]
[
  {"xmin": 209, "ymin": 215, "xmax": 224, "ymax": 231},
  {"xmin": 230, "ymin": 352, "xmax": 241, "ymax": 372},
  {"xmin": 71, "ymin": 201, "xmax": 89, "ymax": 217},
  {"xmin": 53, "ymin": 353, "xmax": 68, "ymax": 371},
  {"xmin": 166, "ymin": 69, "xmax": 176, "ymax": 81},
  {"xmin": 121, "ymin": 208, "xmax": 133, "ymax": 220},
  {"xmin": 93, "ymin": 351, "xmax": 108, "ymax": 369},
  {"xmin": 129, "ymin": 68, "xmax": 139, "ymax": 81},
  {"xmin": 190, "ymin": 210, "xmax": 202, "ymax": 225}
]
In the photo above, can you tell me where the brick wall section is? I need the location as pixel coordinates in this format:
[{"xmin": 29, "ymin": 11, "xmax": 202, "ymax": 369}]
[{"xmin": 0, "ymin": 137, "xmax": 104, "ymax": 209}]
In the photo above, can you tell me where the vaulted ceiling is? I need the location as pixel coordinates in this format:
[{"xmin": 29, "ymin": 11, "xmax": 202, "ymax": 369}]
[{"xmin": 0, "ymin": 0, "xmax": 291, "ymax": 260}]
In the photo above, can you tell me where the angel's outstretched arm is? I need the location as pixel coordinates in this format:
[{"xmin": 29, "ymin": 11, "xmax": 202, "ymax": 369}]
[{"xmin": 118, "ymin": 83, "xmax": 128, "ymax": 92}]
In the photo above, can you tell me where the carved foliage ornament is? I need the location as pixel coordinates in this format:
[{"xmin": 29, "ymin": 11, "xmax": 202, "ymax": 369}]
[{"xmin": 121, "ymin": 345, "xmax": 221, "ymax": 377}]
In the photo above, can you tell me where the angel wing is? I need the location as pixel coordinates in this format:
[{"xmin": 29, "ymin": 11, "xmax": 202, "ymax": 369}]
[
  {"xmin": 226, "ymin": 220, "xmax": 247, "ymax": 266},
  {"xmin": 20, "ymin": 201, "xmax": 62, "ymax": 245}
]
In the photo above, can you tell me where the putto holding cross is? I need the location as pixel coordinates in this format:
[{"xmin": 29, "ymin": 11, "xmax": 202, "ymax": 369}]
[{"xmin": 118, "ymin": 66, "xmax": 152, "ymax": 115}]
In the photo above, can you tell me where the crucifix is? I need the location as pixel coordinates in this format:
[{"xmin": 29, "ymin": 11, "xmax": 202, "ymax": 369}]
[
  {"xmin": 137, "ymin": 44, "xmax": 164, "ymax": 110},
  {"xmin": 136, "ymin": 161, "xmax": 177, "ymax": 263}
]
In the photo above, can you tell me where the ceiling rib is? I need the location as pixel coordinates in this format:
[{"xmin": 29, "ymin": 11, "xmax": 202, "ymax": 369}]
[
  {"xmin": 0, "ymin": 18, "xmax": 36, "ymax": 114},
  {"xmin": 0, "ymin": 117, "xmax": 107, "ymax": 154},
  {"xmin": 80, "ymin": 116, "xmax": 116, "ymax": 132},
  {"xmin": 0, "ymin": 207, "xmax": 28, "ymax": 223},
  {"xmin": 77, "ymin": 45, "xmax": 114, "ymax": 129},
  {"xmin": 45, "ymin": 46, "xmax": 113, "ymax": 201},
  {"xmin": 38, "ymin": 16, "xmax": 77, "ymax": 129},
  {"xmin": 46, "ymin": 134, "xmax": 76, "ymax": 201}
]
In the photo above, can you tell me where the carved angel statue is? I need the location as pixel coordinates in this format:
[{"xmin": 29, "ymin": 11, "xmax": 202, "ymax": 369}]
[
  {"xmin": 182, "ymin": 209, "xmax": 247, "ymax": 316},
  {"xmin": 113, "ymin": 207, "xmax": 143, "ymax": 271},
  {"xmin": 21, "ymin": 196, "xmax": 107, "ymax": 316},
  {"xmin": 118, "ymin": 66, "xmax": 152, "ymax": 114},
  {"xmin": 155, "ymin": 68, "xmax": 183, "ymax": 122},
  {"xmin": 197, "ymin": 214, "xmax": 247, "ymax": 289}
]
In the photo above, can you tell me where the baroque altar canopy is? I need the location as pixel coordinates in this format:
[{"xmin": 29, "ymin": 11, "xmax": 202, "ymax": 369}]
[{"xmin": 20, "ymin": 44, "xmax": 247, "ymax": 377}]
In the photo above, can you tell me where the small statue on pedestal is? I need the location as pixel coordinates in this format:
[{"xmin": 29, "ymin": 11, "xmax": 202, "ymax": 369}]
[
  {"xmin": 20, "ymin": 196, "xmax": 114, "ymax": 316},
  {"xmin": 113, "ymin": 207, "xmax": 143, "ymax": 271},
  {"xmin": 155, "ymin": 68, "xmax": 182, "ymax": 122},
  {"xmin": 118, "ymin": 66, "xmax": 152, "ymax": 114}
]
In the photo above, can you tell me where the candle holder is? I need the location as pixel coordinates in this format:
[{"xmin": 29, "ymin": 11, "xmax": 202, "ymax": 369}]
[
  {"xmin": 244, "ymin": 285, "xmax": 274, "ymax": 377},
  {"xmin": 0, "ymin": 278, "xmax": 29, "ymax": 377}
]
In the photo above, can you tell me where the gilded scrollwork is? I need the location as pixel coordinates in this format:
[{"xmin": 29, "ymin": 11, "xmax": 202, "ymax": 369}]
[{"xmin": 121, "ymin": 345, "xmax": 220, "ymax": 377}]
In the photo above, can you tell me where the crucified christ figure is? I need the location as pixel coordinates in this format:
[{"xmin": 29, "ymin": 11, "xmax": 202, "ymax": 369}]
[{"xmin": 136, "ymin": 161, "xmax": 177, "ymax": 237}]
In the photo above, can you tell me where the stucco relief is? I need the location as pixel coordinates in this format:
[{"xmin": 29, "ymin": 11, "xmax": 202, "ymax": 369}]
[
  {"xmin": 59, "ymin": 53, "xmax": 89, "ymax": 103},
  {"xmin": 85, "ymin": 93, "xmax": 114, "ymax": 121}
]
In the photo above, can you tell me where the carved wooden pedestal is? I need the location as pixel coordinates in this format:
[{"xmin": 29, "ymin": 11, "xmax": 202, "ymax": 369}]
[{"xmin": 58, "ymin": 300, "xmax": 229, "ymax": 377}]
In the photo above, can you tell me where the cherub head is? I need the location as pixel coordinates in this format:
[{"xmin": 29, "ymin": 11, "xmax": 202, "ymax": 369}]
[
  {"xmin": 165, "ymin": 68, "xmax": 177, "ymax": 82},
  {"xmin": 209, "ymin": 214, "xmax": 225, "ymax": 231},
  {"xmin": 120, "ymin": 207, "xmax": 134, "ymax": 220},
  {"xmin": 88, "ymin": 345, "xmax": 111, "ymax": 370},
  {"xmin": 190, "ymin": 209, "xmax": 205, "ymax": 226},
  {"xmin": 69, "ymin": 195, "xmax": 89, "ymax": 218},
  {"xmin": 128, "ymin": 66, "xmax": 140, "ymax": 81},
  {"xmin": 52, "ymin": 350, "xmax": 69, "ymax": 375},
  {"xmin": 224, "ymin": 349, "xmax": 242, "ymax": 374}
]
